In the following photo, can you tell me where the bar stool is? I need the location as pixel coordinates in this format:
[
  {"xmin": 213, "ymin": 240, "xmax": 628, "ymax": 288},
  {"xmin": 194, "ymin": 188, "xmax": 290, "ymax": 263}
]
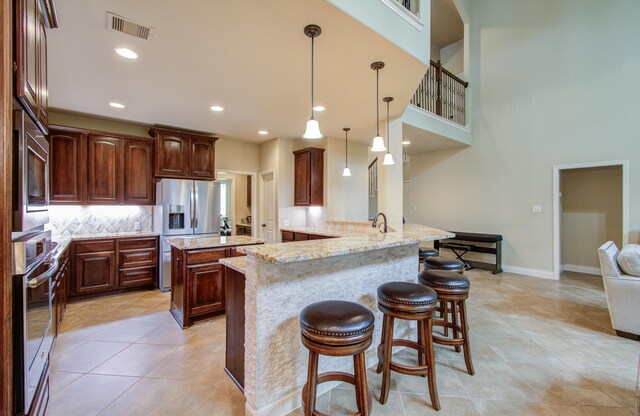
[
  {"xmin": 423, "ymin": 256, "xmax": 465, "ymax": 274},
  {"xmin": 418, "ymin": 248, "xmax": 439, "ymax": 270},
  {"xmin": 418, "ymin": 270, "xmax": 475, "ymax": 375},
  {"xmin": 300, "ymin": 300, "xmax": 374, "ymax": 416},
  {"xmin": 376, "ymin": 282, "xmax": 440, "ymax": 411}
]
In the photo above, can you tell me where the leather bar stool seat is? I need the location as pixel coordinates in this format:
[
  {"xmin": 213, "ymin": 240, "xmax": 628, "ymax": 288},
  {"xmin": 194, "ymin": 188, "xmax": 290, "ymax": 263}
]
[
  {"xmin": 418, "ymin": 270, "xmax": 475, "ymax": 376},
  {"xmin": 300, "ymin": 300, "xmax": 374, "ymax": 416},
  {"xmin": 376, "ymin": 282, "xmax": 441, "ymax": 411},
  {"xmin": 424, "ymin": 256, "xmax": 465, "ymax": 274},
  {"xmin": 419, "ymin": 248, "xmax": 439, "ymax": 258}
]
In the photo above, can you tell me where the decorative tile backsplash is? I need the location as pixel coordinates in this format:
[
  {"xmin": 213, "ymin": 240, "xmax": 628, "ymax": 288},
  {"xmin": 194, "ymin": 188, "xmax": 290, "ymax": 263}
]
[{"xmin": 48, "ymin": 205, "xmax": 153, "ymax": 236}]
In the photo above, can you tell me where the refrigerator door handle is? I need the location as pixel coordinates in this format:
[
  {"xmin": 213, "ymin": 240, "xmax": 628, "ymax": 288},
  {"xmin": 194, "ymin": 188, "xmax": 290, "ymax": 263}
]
[
  {"xmin": 193, "ymin": 189, "xmax": 199, "ymax": 229},
  {"xmin": 190, "ymin": 184, "xmax": 196, "ymax": 228}
]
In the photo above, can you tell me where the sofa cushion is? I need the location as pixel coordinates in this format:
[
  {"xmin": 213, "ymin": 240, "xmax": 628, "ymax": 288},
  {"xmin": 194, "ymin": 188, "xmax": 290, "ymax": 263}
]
[
  {"xmin": 618, "ymin": 244, "xmax": 640, "ymax": 277},
  {"xmin": 599, "ymin": 241, "xmax": 622, "ymax": 278}
]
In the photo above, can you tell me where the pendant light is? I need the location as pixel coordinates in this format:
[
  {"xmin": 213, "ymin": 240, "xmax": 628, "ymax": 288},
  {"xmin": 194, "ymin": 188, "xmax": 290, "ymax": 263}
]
[
  {"xmin": 303, "ymin": 25, "xmax": 323, "ymax": 139},
  {"xmin": 342, "ymin": 128, "xmax": 352, "ymax": 177},
  {"xmin": 370, "ymin": 61, "xmax": 386, "ymax": 152},
  {"xmin": 382, "ymin": 96, "xmax": 395, "ymax": 165}
]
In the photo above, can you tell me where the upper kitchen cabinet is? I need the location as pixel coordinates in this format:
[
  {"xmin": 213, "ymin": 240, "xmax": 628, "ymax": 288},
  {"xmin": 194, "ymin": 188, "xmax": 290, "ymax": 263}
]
[
  {"xmin": 49, "ymin": 126, "xmax": 155, "ymax": 205},
  {"xmin": 149, "ymin": 127, "xmax": 218, "ymax": 180},
  {"xmin": 14, "ymin": 0, "xmax": 58, "ymax": 134},
  {"xmin": 293, "ymin": 147, "xmax": 324, "ymax": 206}
]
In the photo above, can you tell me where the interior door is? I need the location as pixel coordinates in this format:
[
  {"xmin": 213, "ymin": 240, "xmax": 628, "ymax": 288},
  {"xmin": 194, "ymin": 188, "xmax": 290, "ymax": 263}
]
[
  {"xmin": 194, "ymin": 181, "xmax": 220, "ymax": 235},
  {"xmin": 261, "ymin": 172, "xmax": 276, "ymax": 243}
]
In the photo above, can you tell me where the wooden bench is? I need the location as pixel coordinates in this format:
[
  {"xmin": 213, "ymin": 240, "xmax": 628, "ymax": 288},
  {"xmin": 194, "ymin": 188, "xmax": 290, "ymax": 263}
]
[{"xmin": 435, "ymin": 231, "xmax": 503, "ymax": 274}]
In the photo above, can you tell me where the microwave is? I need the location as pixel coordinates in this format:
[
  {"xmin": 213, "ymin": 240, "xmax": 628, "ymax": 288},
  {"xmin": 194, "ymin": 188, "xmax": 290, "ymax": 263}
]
[{"xmin": 13, "ymin": 109, "xmax": 49, "ymax": 235}]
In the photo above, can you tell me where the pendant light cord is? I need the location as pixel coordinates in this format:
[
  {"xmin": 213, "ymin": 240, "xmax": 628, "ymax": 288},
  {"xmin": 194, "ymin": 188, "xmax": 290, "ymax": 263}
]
[
  {"xmin": 386, "ymin": 100, "xmax": 390, "ymax": 153},
  {"xmin": 376, "ymin": 69, "xmax": 380, "ymax": 136},
  {"xmin": 311, "ymin": 35, "xmax": 315, "ymax": 118},
  {"xmin": 345, "ymin": 130, "xmax": 348, "ymax": 167}
]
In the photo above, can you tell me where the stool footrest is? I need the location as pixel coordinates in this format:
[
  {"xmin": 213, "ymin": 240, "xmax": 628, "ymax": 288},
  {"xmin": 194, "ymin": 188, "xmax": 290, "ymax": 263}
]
[
  {"xmin": 302, "ymin": 372, "xmax": 373, "ymax": 416},
  {"xmin": 376, "ymin": 340, "xmax": 431, "ymax": 376}
]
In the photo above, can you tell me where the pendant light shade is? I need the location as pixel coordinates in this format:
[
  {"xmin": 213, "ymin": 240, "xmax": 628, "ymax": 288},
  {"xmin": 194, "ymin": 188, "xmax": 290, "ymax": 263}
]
[
  {"xmin": 370, "ymin": 61, "xmax": 386, "ymax": 152},
  {"xmin": 382, "ymin": 96, "xmax": 395, "ymax": 166},
  {"xmin": 342, "ymin": 127, "xmax": 352, "ymax": 176},
  {"xmin": 303, "ymin": 25, "xmax": 323, "ymax": 139}
]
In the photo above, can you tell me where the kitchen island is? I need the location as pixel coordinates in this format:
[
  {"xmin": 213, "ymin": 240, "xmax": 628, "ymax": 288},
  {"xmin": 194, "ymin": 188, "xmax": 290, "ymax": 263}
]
[
  {"xmin": 165, "ymin": 235, "xmax": 264, "ymax": 328},
  {"xmin": 220, "ymin": 221, "xmax": 453, "ymax": 416}
]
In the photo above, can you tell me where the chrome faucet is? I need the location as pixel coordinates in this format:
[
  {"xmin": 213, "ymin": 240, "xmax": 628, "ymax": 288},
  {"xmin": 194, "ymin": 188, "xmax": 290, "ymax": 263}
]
[{"xmin": 372, "ymin": 212, "xmax": 388, "ymax": 233}]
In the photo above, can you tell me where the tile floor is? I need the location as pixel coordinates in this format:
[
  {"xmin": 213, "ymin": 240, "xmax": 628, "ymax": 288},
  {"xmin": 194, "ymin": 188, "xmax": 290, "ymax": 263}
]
[{"xmin": 49, "ymin": 270, "xmax": 639, "ymax": 416}]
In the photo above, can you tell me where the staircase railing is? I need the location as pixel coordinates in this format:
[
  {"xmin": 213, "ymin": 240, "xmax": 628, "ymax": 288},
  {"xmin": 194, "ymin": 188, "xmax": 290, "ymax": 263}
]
[
  {"xmin": 411, "ymin": 60, "xmax": 469, "ymax": 126},
  {"xmin": 396, "ymin": 0, "xmax": 418, "ymax": 15}
]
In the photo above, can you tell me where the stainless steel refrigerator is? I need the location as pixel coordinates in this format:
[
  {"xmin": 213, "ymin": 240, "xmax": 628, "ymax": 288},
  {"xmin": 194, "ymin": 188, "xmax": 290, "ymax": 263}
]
[{"xmin": 154, "ymin": 179, "xmax": 221, "ymax": 291}]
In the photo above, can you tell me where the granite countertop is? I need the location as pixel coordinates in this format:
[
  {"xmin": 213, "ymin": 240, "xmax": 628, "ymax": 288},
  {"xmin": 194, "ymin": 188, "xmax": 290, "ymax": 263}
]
[
  {"xmin": 220, "ymin": 256, "xmax": 248, "ymax": 274},
  {"xmin": 51, "ymin": 231, "xmax": 160, "ymax": 254},
  {"xmin": 238, "ymin": 223, "xmax": 454, "ymax": 264},
  {"xmin": 165, "ymin": 235, "xmax": 265, "ymax": 250}
]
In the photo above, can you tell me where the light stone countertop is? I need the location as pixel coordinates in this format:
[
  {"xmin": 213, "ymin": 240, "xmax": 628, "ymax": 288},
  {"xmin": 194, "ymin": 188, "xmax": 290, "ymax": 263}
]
[
  {"xmin": 51, "ymin": 231, "xmax": 161, "ymax": 254},
  {"xmin": 220, "ymin": 256, "xmax": 248, "ymax": 274},
  {"xmin": 165, "ymin": 235, "xmax": 265, "ymax": 250},
  {"xmin": 238, "ymin": 222, "xmax": 454, "ymax": 264}
]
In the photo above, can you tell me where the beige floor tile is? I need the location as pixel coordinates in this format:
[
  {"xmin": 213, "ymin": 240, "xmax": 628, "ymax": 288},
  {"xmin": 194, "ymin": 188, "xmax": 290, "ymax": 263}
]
[
  {"xmin": 331, "ymin": 388, "xmax": 404, "ymax": 416},
  {"xmin": 50, "ymin": 371, "xmax": 83, "ymax": 393},
  {"xmin": 146, "ymin": 343, "xmax": 226, "ymax": 381},
  {"xmin": 284, "ymin": 391, "xmax": 331, "ymax": 415},
  {"xmin": 47, "ymin": 374, "xmax": 139, "ymax": 416},
  {"xmin": 435, "ymin": 335, "xmax": 504, "ymax": 362},
  {"xmin": 135, "ymin": 322, "xmax": 199, "ymax": 345},
  {"xmin": 395, "ymin": 361, "xmax": 468, "ymax": 398},
  {"xmin": 51, "ymin": 338, "xmax": 85, "ymax": 358},
  {"xmin": 533, "ymin": 338, "xmax": 640, "ymax": 370},
  {"xmin": 550, "ymin": 404, "xmax": 633, "ymax": 415},
  {"xmin": 576, "ymin": 366, "xmax": 639, "ymax": 409},
  {"xmin": 472, "ymin": 399, "xmax": 558, "ymax": 416},
  {"xmin": 450, "ymin": 360, "xmax": 539, "ymax": 401},
  {"xmin": 90, "ymin": 343, "xmax": 177, "ymax": 377},
  {"xmin": 482, "ymin": 335, "xmax": 563, "ymax": 365},
  {"xmin": 402, "ymin": 394, "xmax": 480, "ymax": 415},
  {"xmin": 51, "ymin": 340, "xmax": 130, "ymax": 373},
  {"xmin": 87, "ymin": 318, "xmax": 163, "ymax": 343},
  {"xmin": 98, "ymin": 378, "xmax": 245, "ymax": 416}
]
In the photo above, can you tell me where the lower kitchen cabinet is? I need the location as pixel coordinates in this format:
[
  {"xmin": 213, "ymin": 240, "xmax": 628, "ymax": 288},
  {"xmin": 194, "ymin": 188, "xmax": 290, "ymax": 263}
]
[
  {"xmin": 74, "ymin": 250, "xmax": 117, "ymax": 295},
  {"xmin": 281, "ymin": 230, "xmax": 333, "ymax": 242},
  {"xmin": 188, "ymin": 262, "xmax": 224, "ymax": 316}
]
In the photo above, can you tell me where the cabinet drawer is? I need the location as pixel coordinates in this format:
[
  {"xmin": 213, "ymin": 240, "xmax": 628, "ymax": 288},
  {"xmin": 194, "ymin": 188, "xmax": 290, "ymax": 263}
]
[
  {"xmin": 186, "ymin": 248, "xmax": 227, "ymax": 265},
  {"xmin": 119, "ymin": 266, "xmax": 157, "ymax": 288},
  {"xmin": 119, "ymin": 237, "xmax": 157, "ymax": 250},
  {"xmin": 74, "ymin": 239, "xmax": 115, "ymax": 254},
  {"xmin": 281, "ymin": 231, "xmax": 294, "ymax": 242},
  {"xmin": 119, "ymin": 248, "xmax": 157, "ymax": 269},
  {"xmin": 294, "ymin": 232, "xmax": 309, "ymax": 241}
]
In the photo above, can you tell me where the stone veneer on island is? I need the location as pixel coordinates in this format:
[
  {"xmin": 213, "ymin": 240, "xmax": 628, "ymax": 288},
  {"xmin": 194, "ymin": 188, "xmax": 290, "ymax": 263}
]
[{"xmin": 220, "ymin": 221, "xmax": 453, "ymax": 416}]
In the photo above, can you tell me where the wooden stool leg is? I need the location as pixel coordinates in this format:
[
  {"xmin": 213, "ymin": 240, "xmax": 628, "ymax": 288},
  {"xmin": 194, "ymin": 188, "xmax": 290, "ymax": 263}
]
[
  {"xmin": 376, "ymin": 313, "xmax": 389, "ymax": 374},
  {"xmin": 425, "ymin": 317, "xmax": 441, "ymax": 411},
  {"xmin": 379, "ymin": 314, "xmax": 395, "ymax": 405},
  {"xmin": 417, "ymin": 318, "xmax": 426, "ymax": 368},
  {"xmin": 451, "ymin": 300, "xmax": 461, "ymax": 353},
  {"xmin": 354, "ymin": 352, "xmax": 370, "ymax": 416},
  {"xmin": 443, "ymin": 300, "xmax": 449, "ymax": 337},
  {"xmin": 304, "ymin": 351, "xmax": 319, "ymax": 416},
  {"xmin": 459, "ymin": 300, "xmax": 475, "ymax": 376}
]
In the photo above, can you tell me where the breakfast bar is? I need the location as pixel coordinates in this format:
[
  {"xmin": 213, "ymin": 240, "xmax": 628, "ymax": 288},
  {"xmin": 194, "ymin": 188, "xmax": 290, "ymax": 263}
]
[{"xmin": 220, "ymin": 222, "xmax": 453, "ymax": 416}]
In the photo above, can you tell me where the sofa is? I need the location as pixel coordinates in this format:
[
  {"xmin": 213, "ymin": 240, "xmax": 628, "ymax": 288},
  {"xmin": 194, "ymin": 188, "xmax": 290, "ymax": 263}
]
[{"xmin": 597, "ymin": 241, "xmax": 640, "ymax": 339}]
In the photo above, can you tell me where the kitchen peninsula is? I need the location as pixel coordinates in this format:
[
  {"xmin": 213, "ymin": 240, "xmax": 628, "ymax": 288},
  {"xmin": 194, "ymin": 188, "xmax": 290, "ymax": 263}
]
[
  {"xmin": 220, "ymin": 221, "xmax": 453, "ymax": 416},
  {"xmin": 165, "ymin": 235, "xmax": 264, "ymax": 328}
]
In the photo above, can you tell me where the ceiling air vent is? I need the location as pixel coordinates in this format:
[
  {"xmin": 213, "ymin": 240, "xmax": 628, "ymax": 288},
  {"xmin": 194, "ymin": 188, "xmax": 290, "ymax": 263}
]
[{"xmin": 107, "ymin": 12, "xmax": 154, "ymax": 40}]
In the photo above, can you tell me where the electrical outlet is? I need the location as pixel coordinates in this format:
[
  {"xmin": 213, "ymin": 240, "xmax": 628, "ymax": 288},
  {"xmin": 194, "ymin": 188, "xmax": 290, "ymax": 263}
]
[
  {"xmin": 532, "ymin": 205, "xmax": 542, "ymax": 213},
  {"xmin": 413, "ymin": 206, "xmax": 418, "ymax": 212},
  {"xmin": 134, "ymin": 221, "xmax": 141, "ymax": 231},
  {"xmin": 283, "ymin": 219, "xmax": 290, "ymax": 226}
]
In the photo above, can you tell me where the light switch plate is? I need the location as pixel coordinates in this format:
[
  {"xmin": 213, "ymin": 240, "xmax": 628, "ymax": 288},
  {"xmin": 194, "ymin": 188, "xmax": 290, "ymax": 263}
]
[
  {"xmin": 532, "ymin": 205, "xmax": 542, "ymax": 213},
  {"xmin": 283, "ymin": 219, "xmax": 290, "ymax": 226},
  {"xmin": 134, "ymin": 221, "xmax": 141, "ymax": 231}
]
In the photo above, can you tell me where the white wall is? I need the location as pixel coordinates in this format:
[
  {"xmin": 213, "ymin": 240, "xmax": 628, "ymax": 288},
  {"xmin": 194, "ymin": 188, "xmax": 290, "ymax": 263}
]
[
  {"xmin": 410, "ymin": 0, "xmax": 640, "ymax": 276},
  {"xmin": 440, "ymin": 39, "xmax": 464, "ymax": 77},
  {"xmin": 326, "ymin": 137, "xmax": 369, "ymax": 221}
]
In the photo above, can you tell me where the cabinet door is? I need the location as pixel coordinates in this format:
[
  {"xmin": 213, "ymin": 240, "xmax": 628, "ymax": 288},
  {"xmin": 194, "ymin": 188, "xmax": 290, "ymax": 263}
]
[
  {"xmin": 247, "ymin": 175, "xmax": 252, "ymax": 207},
  {"xmin": 49, "ymin": 130, "xmax": 84, "ymax": 203},
  {"xmin": 15, "ymin": 0, "xmax": 39, "ymax": 120},
  {"xmin": 87, "ymin": 135, "xmax": 123, "ymax": 203},
  {"xmin": 124, "ymin": 139, "xmax": 154, "ymax": 204},
  {"xmin": 36, "ymin": 13, "xmax": 48, "ymax": 127},
  {"xmin": 187, "ymin": 263, "xmax": 224, "ymax": 316},
  {"xmin": 189, "ymin": 137, "xmax": 215, "ymax": 179},
  {"xmin": 156, "ymin": 134, "xmax": 189, "ymax": 177},
  {"xmin": 309, "ymin": 149, "xmax": 324, "ymax": 205},
  {"xmin": 74, "ymin": 251, "xmax": 117, "ymax": 295},
  {"xmin": 294, "ymin": 152, "xmax": 311, "ymax": 205}
]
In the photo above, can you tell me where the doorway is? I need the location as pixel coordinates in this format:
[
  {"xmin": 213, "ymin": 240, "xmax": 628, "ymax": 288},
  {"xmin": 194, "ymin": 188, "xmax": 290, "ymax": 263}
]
[
  {"xmin": 553, "ymin": 161, "xmax": 629, "ymax": 279},
  {"xmin": 259, "ymin": 170, "xmax": 276, "ymax": 243},
  {"xmin": 217, "ymin": 172, "xmax": 254, "ymax": 237}
]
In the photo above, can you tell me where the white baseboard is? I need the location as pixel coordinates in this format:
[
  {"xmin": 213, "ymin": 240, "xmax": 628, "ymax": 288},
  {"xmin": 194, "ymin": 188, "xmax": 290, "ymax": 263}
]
[
  {"xmin": 562, "ymin": 264, "xmax": 602, "ymax": 276},
  {"xmin": 502, "ymin": 265, "xmax": 556, "ymax": 280},
  {"xmin": 245, "ymin": 348, "xmax": 390, "ymax": 416}
]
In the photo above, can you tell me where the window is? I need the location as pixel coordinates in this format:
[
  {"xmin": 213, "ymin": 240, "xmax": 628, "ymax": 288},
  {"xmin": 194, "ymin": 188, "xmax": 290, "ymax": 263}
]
[{"xmin": 220, "ymin": 183, "xmax": 227, "ymax": 217}]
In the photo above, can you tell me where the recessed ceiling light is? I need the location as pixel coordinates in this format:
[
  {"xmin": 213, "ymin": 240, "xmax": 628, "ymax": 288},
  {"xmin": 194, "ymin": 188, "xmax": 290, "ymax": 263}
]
[
  {"xmin": 210, "ymin": 105, "xmax": 224, "ymax": 112},
  {"xmin": 115, "ymin": 48, "xmax": 138, "ymax": 60},
  {"xmin": 313, "ymin": 105, "xmax": 325, "ymax": 112},
  {"xmin": 402, "ymin": 141, "xmax": 411, "ymax": 145},
  {"xmin": 258, "ymin": 130, "xmax": 269, "ymax": 135},
  {"xmin": 109, "ymin": 102, "xmax": 125, "ymax": 109}
]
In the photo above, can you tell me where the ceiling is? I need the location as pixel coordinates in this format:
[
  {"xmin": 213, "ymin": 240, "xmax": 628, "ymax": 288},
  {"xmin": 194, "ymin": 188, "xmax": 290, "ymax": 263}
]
[
  {"xmin": 430, "ymin": 0, "xmax": 464, "ymax": 49},
  {"xmin": 401, "ymin": 123, "xmax": 468, "ymax": 155},
  {"xmin": 47, "ymin": 0, "xmax": 428, "ymax": 145}
]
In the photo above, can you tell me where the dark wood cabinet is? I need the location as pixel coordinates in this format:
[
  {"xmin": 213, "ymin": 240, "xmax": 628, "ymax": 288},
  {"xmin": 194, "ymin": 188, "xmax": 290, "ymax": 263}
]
[
  {"xmin": 49, "ymin": 126, "xmax": 155, "ymax": 205},
  {"xmin": 235, "ymin": 224, "xmax": 252, "ymax": 236},
  {"xmin": 15, "ymin": 0, "xmax": 57, "ymax": 134},
  {"xmin": 87, "ymin": 134, "xmax": 123, "ymax": 204},
  {"xmin": 53, "ymin": 246, "xmax": 70, "ymax": 337},
  {"xmin": 293, "ymin": 147, "xmax": 324, "ymax": 206},
  {"xmin": 124, "ymin": 139, "xmax": 154, "ymax": 204},
  {"xmin": 70, "ymin": 237, "xmax": 159, "ymax": 299},
  {"xmin": 188, "ymin": 263, "xmax": 225, "ymax": 316},
  {"xmin": 281, "ymin": 230, "xmax": 333, "ymax": 242},
  {"xmin": 49, "ymin": 130, "xmax": 84, "ymax": 203},
  {"xmin": 247, "ymin": 175, "xmax": 252, "ymax": 207},
  {"xmin": 224, "ymin": 266, "xmax": 246, "ymax": 390},
  {"xmin": 149, "ymin": 127, "xmax": 218, "ymax": 180}
]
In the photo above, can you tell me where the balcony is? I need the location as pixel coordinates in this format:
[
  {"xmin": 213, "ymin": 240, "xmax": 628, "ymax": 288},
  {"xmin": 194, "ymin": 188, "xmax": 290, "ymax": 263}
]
[{"xmin": 411, "ymin": 60, "xmax": 468, "ymax": 126}]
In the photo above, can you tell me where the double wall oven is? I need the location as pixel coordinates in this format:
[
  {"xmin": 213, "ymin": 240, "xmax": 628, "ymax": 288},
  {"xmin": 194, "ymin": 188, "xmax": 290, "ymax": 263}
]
[{"xmin": 12, "ymin": 108, "xmax": 53, "ymax": 415}]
